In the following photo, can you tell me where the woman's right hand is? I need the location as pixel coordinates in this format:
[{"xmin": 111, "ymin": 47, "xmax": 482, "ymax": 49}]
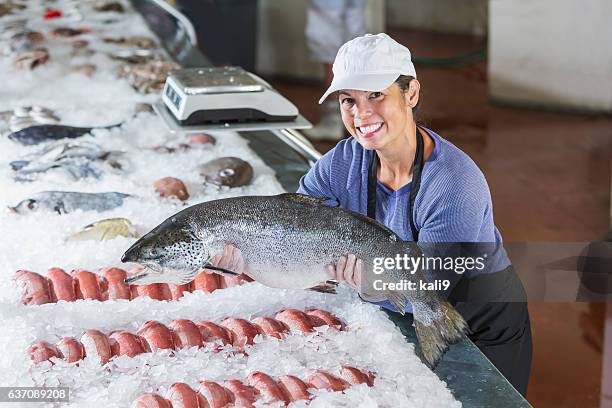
[{"xmin": 327, "ymin": 254, "xmax": 363, "ymax": 292}]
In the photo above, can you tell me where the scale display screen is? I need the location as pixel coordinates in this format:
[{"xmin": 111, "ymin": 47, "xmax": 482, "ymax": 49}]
[{"xmin": 165, "ymin": 84, "xmax": 182, "ymax": 110}]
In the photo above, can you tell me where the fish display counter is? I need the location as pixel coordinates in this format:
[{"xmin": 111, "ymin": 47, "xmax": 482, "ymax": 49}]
[{"xmin": 0, "ymin": 1, "xmax": 530, "ymax": 407}]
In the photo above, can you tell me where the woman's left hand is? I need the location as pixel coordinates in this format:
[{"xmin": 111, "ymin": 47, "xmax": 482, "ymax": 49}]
[
  {"xmin": 207, "ymin": 244, "xmax": 248, "ymax": 275},
  {"xmin": 327, "ymin": 254, "xmax": 363, "ymax": 292}
]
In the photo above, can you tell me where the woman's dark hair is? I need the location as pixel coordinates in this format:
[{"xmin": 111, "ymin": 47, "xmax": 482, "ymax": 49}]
[
  {"xmin": 394, "ymin": 75, "xmax": 414, "ymax": 93},
  {"xmin": 394, "ymin": 75, "xmax": 420, "ymax": 112},
  {"xmin": 395, "ymin": 75, "xmax": 425, "ymax": 126}
]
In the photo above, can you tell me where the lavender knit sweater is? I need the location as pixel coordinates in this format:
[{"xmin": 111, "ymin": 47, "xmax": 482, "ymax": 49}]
[{"xmin": 297, "ymin": 127, "xmax": 510, "ymax": 313}]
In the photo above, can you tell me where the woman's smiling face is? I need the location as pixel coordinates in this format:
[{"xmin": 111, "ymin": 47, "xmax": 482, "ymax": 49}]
[{"xmin": 338, "ymin": 82, "xmax": 418, "ymax": 151}]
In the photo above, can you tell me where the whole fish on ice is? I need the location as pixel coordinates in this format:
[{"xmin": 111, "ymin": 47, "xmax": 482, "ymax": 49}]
[
  {"xmin": 5, "ymin": 31, "xmax": 45, "ymax": 54},
  {"xmin": 121, "ymin": 193, "xmax": 466, "ymax": 367},
  {"xmin": 103, "ymin": 36, "xmax": 156, "ymax": 49},
  {"xmin": 67, "ymin": 217, "xmax": 139, "ymax": 241},
  {"xmin": 12, "ymin": 140, "xmax": 114, "ymax": 165},
  {"xmin": 9, "ymin": 191, "xmax": 130, "ymax": 214},
  {"xmin": 0, "ymin": 105, "xmax": 59, "ymax": 133},
  {"xmin": 13, "ymin": 162, "xmax": 99, "ymax": 182},
  {"xmin": 10, "ymin": 140, "xmax": 126, "ymax": 181},
  {"xmin": 13, "ymin": 47, "xmax": 49, "ymax": 70},
  {"xmin": 0, "ymin": 2, "xmax": 25, "ymax": 17},
  {"xmin": 8, "ymin": 123, "xmax": 122, "ymax": 145},
  {"xmin": 199, "ymin": 157, "xmax": 253, "ymax": 187},
  {"xmin": 94, "ymin": 1, "xmax": 125, "ymax": 12}
]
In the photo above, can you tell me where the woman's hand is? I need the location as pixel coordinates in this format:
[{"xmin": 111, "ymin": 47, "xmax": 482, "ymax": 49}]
[
  {"xmin": 327, "ymin": 254, "xmax": 362, "ymax": 292},
  {"xmin": 206, "ymin": 244, "xmax": 247, "ymax": 275}
]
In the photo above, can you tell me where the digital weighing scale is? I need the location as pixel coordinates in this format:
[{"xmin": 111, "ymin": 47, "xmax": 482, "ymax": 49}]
[{"xmin": 155, "ymin": 66, "xmax": 312, "ymax": 133}]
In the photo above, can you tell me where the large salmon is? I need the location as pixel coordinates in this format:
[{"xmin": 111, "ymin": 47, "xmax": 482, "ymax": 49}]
[{"xmin": 121, "ymin": 193, "xmax": 466, "ymax": 367}]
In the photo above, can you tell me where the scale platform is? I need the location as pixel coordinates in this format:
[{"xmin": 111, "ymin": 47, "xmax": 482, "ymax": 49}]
[
  {"xmin": 153, "ymin": 100, "xmax": 312, "ymax": 133},
  {"xmin": 156, "ymin": 66, "xmax": 313, "ymax": 133}
]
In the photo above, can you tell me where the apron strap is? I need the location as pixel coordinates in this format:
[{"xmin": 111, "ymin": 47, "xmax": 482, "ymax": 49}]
[{"xmin": 367, "ymin": 126, "xmax": 425, "ymax": 241}]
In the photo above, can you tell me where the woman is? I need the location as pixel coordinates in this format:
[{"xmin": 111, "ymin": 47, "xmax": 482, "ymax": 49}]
[{"xmin": 214, "ymin": 33, "xmax": 532, "ymax": 395}]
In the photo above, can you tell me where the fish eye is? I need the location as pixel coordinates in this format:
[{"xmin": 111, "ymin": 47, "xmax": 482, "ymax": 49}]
[
  {"xmin": 27, "ymin": 200, "xmax": 37, "ymax": 210},
  {"xmin": 219, "ymin": 168, "xmax": 235, "ymax": 178}
]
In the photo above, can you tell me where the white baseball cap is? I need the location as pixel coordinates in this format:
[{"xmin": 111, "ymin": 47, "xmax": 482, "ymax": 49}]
[{"xmin": 318, "ymin": 33, "xmax": 417, "ymax": 104}]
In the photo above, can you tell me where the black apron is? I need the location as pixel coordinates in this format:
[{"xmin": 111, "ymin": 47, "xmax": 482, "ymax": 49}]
[{"xmin": 366, "ymin": 126, "xmax": 532, "ymax": 396}]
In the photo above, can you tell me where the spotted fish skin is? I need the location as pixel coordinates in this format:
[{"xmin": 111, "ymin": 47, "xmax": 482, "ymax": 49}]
[
  {"xmin": 121, "ymin": 193, "xmax": 467, "ymax": 367},
  {"xmin": 123, "ymin": 194, "xmax": 405, "ymax": 290}
]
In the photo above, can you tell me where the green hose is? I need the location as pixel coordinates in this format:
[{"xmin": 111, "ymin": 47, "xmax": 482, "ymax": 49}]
[{"xmin": 412, "ymin": 48, "xmax": 486, "ymax": 66}]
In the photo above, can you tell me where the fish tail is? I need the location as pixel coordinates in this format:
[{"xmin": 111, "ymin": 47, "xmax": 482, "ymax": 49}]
[
  {"xmin": 385, "ymin": 241, "xmax": 467, "ymax": 367},
  {"xmin": 413, "ymin": 299, "xmax": 467, "ymax": 368}
]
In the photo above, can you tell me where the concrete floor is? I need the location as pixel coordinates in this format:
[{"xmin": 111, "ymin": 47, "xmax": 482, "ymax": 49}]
[{"xmin": 268, "ymin": 28, "xmax": 612, "ymax": 408}]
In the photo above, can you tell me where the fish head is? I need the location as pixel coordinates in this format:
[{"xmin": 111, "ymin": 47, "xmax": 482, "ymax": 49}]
[
  {"xmin": 121, "ymin": 215, "xmax": 208, "ymax": 284},
  {"xmin": 200, "ymin": 157, "xmax": 253, "ymax": 187},
  {"xmin": 212, "ymin": 167, "xmax": 236, "ymax": 186},
  {"xmin": 9, "ymin": 198, "xmax": 39, "ymax": 213}
]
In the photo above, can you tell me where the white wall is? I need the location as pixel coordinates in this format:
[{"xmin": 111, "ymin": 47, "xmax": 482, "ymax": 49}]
[
  {"xmin": 488, "ymin": 0, "xmax": 612, "ymax": 113},
  {"xmin": 386, "ymin": 0, "xmax": 488, "ymax": 35},
  {"xmin": 256, "ymin": 0, "xmax": 385, "ymax": 80}
]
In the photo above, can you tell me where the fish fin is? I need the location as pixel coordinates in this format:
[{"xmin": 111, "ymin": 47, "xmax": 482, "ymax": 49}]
[
  {"xmin": 125, "ymin": 268, "xmax": 198, "ymax": 285},
  {"xmin": 413, "ymin": 300, "xmax": 467, "ymax": 369},
  {"xmin": 102, "ymin": 122, "xmax": 123, "ymax": 130},
  {"xmin": 347, "ymin": 209, "xmax": 399, "ymax": 237},
  {"xmin": 124, "ymin": 273, "xmax": 146, "ymax": 285},
  {"xmin": 278, "ymin": 193, "xmax": 330, "ymax": 206},
  {"xmin": 53, "ymin": 202, "xmax": 66, "ymax": 215},
  {"xmin": 176, "ymin": 268, "xmax": 200, "ymax": 284},
  {"xmin": 203, "ymin": 263, "xmax": 240, "ymax": 276},
  {"xmin": 81, "ymin": 222, "xmax": 95, "ymax": 229},
  {"xmin": 386, "ymin": 291, "xmax": 408, "ymax": 316},
  {"xmin": 307, "ymin": 281, "xmax": 338, "ymax": 294},
  {"xmin": 106, "ymin": 159, "xmax": 123, "ymax": 170}
]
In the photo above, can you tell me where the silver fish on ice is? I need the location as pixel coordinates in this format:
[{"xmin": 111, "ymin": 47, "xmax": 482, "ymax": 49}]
[
  {"xmin": 10, "ymin": 140, "xmax": 126, "ymax": 181},
  {"xmin": 9, "ymin": 191, "xmax": 131, "ymax": 214},
  {"xmin": 121, "ymin": 193, "xmax": 466, "ymax": 367}
]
